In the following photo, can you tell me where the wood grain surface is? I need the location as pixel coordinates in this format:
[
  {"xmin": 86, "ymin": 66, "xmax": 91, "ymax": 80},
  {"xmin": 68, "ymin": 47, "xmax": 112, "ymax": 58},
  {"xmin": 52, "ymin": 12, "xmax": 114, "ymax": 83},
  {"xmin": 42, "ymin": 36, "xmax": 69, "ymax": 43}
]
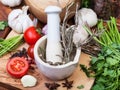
[
  {"xmin": 0, "ymin": 2, "xmax": 11, "ymax": 38},
  {"xmin": 0, "ymin": 31, "xmax": 94, "ymax": 90},
  {"xmin": 0, "ymin": 1, "xmax": 94, "ymax": 90},
  {"xmin": 24, "ymin": 0, "xmax": 81, "ymax": 23}
]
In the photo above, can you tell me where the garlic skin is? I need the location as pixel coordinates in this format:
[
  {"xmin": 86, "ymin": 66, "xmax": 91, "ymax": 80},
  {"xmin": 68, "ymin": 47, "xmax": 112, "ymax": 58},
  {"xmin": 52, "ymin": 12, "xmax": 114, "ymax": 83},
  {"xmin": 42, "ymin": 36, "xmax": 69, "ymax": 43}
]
[
  {"xmin": 1, "ymin": 0, "xmax": 22, "ymax": 7},
  {"xmin": 78, "ymin": 8, "xmax": 98, "ymax": 27},
  {"xmin": 73, "ymin": 25, "xmax": 89, "ymax": 46},
  {"xmin": 8, "ymin": 6, "xmax": 34, "ymax": 33},
  {"xmin": 42, "ymin": 24, "xmax": 48, "ymax": 35},
  {"xmin": 21, "ymin": 75, "xmax": 37, "ymax": 87}
]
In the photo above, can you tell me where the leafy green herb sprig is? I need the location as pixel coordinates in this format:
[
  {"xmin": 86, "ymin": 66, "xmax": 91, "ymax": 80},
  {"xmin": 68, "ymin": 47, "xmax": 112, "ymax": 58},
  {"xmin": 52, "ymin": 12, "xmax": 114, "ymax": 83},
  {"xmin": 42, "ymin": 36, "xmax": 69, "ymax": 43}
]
[
  {"xmin": 0, "ymin": 21, "xmax": 8, "ymax": 30},
  {"xmin": 81, "ymin": 0, "xmax": 92, "ymax": 8},
  {"xmin": 81, "ymin": 17, "xmax": 120, "ymax": 90}
]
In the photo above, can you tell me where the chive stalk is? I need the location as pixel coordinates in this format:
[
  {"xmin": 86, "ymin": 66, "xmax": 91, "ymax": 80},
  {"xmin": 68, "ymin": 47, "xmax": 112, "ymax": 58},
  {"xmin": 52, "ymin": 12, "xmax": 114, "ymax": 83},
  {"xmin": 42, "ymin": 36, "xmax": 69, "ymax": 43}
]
[{"xmin": 0, "ymin": 34, "xmax": 23, "ymax": 57}]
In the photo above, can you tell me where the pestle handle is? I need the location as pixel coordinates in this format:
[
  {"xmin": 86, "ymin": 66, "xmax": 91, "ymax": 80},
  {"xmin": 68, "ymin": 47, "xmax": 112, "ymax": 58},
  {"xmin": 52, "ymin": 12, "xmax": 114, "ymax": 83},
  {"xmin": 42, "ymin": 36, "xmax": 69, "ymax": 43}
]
[
  {"xmin": 45, "ymin": 6, "xmax": 63, "ymax": 64},
  {"xmin": 45, "ymin": 6, "xmax": 61, "ymax": 42}
]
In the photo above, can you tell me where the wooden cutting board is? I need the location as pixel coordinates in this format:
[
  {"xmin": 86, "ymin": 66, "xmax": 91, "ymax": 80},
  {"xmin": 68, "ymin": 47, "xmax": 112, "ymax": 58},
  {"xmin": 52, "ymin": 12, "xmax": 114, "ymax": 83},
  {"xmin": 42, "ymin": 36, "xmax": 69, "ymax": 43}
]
[
  {"xmin": 25, "ymin": 0, "xmax": 81, "ymax": 23},
  {"xmin": 0, "ymin": 1, "xmax": 94, "ymax": 89},
  {"xmin": 0, "ymin": 30, "xmax": 95, "ymax": 90},
  {"xmin": 0, "ymin": 2, "xmax": 11, "ymax": 38}
]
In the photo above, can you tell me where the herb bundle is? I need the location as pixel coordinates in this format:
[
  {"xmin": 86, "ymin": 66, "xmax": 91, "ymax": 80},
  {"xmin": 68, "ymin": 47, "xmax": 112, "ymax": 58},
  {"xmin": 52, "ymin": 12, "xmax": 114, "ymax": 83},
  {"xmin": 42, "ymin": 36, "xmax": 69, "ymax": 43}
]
[
  {"xmin": 0, "ymin": 35, "xmax": 24, "ymax": 57},
  {"xmin": 81, "ymin": 17, "xmax": 120, "ymax": 90}
]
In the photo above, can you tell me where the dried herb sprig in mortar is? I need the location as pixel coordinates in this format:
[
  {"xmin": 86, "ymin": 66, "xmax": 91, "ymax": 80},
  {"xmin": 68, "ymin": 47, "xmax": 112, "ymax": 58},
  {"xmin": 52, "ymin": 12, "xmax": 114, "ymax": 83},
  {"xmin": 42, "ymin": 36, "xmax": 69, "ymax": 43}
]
[
  {"xmin": 38, "ymin": 2, "xmax": 95, "ymax": 65},
  {"xmin": 60, "ymin": 2, "xmax": 78, "ymax": 63}
]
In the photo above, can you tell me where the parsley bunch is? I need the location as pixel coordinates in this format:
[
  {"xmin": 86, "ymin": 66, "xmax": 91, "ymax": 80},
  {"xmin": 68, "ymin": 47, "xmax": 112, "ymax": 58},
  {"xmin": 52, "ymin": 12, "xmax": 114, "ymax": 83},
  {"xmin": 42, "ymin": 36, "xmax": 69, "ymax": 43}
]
[
  {"xmin": 82, "ymin": 17, "xmax": 120, "ymax": 90},
  {"xmin": 92, "ymin": 17, "xmax": 120, "ymax": 90},
  {"xmin": 91, "ymin": 44, "xmax": 120, "ymax": 90}
]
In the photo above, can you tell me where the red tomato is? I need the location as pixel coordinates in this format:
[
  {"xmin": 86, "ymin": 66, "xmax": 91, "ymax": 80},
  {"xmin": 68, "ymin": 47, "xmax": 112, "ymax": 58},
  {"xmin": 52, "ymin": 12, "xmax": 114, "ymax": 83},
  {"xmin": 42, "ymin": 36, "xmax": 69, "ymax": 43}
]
[
  {"xmin": 27, "ymin": 45, "xmax": 34, "ymax": 59},
  {"xmin": 24, "ymin": 26, "xmax": 41, "ymax": 45},
  {"xmin": 6, "ymin": 57, "xmax": 29, "ymax": 78}
]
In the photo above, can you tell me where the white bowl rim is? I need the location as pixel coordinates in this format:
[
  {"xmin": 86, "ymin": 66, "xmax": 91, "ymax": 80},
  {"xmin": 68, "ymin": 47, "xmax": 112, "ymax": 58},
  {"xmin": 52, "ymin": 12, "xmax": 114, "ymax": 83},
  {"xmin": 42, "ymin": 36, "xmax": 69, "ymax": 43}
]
[{"xmin": 34, "ymin": 35, "xmax": 81, "ymax": 69}]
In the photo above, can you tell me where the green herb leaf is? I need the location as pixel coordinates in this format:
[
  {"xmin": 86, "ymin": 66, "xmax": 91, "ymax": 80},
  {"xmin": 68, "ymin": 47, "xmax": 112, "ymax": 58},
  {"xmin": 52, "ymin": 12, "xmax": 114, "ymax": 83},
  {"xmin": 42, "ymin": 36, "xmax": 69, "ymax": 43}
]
[
  {"xmin": 92, "ymin": 84, "xmax": 105, "ymax": 90},
  {"xmin": 0, "ymin": 21, "xmax": 8, "ymax": 30},
  {"xmin": 77, "ymin": 85, "xmax": 84, "ymax": 89},
  {"xmin": 106, "ymin": 57, "xmax": 119, "ymax": 66},
  {"xmin": 81, "ymin": 0, "xmax": 92, "ymax": 8},
  {"xmin": 80, "ymin": 64, "xmax": 90, "ymax": 77},
  {"xmin": 80, "ymin": 17, "xmax": 120, "ymax": 90}
]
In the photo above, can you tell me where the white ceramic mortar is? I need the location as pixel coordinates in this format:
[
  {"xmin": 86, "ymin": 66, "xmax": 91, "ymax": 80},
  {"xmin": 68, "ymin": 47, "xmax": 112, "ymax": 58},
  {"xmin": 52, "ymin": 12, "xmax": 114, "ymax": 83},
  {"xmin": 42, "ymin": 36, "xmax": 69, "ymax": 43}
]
[{"xmin": 34, "ymin": 35, "xmax": 81, "ymax": 80}]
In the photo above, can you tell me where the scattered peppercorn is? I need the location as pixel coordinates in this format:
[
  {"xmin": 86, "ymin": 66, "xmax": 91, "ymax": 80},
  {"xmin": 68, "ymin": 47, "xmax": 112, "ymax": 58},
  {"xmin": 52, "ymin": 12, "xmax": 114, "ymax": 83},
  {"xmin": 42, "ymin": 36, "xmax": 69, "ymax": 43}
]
[
  {"xmin": 10, "ymin": 48, "xmax": 35, "ymax": 64},
  {"xmin": 10, "ymin": 48, "xmax": 28, "ymax": 59}
]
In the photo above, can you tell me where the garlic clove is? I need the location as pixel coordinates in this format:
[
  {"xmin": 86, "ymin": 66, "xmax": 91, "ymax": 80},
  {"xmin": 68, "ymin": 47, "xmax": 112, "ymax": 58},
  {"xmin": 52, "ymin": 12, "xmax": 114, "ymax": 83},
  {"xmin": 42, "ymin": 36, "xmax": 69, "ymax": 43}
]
[
  {"xmin": 8, "ymin": 9, "xmax": 22, "ymax": 22},
  {"xmin": 22, "ymin": 16, "xmax": 34, "ymax": 33},
  {"xmin": 14, "ymin": 22, "xmax": 23, "ymax": 33},
  {"xmin": 11, "ymin": 20, "xmax": 23, "ymax": 33},
  {"xmin": 33, "ymin": 18, "xmax": 38, "ymax": 27},
  {"xmin": 21, "ymin": 75, "xmax": 37, "ymax": 87},
  {"xmin": 22, "ymin": 20, "xmax": 33, "ymax": 33},
  {"xmin": 42, "ymin": 24, "xmax": 48, "ymax": 35},
  {"xmin": 73, "ymin": 25, "xmax": 89, "ymax": 46}
]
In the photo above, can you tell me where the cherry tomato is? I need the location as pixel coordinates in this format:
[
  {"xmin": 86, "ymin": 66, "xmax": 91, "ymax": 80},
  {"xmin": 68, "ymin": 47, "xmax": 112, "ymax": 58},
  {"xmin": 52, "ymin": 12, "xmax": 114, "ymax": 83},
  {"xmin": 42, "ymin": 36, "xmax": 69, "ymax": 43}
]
[
  {"xmin": 24, "ymin": 26, "xmax": 41, "ymax": 45},
  {"xmin": 27, "ymin": 45, "xmax": 34, "ymax": 59},
  {"xmin": 6, "ymin": 57, "xmax": 29, "ymax": 78}
]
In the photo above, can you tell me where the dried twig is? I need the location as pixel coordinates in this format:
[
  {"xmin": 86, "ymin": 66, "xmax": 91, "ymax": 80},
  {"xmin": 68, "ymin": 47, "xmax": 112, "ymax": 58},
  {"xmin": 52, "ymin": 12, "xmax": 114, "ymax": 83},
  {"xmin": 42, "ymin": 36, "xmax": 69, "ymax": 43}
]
[{"xmin": 61, "ymin": 2, "xmax": 79, "ymax": 63}]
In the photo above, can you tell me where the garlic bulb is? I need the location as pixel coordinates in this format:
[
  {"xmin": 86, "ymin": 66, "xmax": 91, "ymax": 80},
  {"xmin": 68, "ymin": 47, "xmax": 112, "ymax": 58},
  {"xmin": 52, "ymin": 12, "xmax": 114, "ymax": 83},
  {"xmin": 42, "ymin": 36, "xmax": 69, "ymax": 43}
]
[
  {"xmin": 73, "ymin": 24, "xmax": 89, "ymax": 46},
  {"xmin": 78, "ymin": 8, "xmax": 98, "ymax": 27},
  {"xmin": 73, "ymin": 8, "xmax": 97, "ymax": 46},
  {"xmin": 1, "ymin": 0, "xmax": 22, "ymax": 7},
  {"xmin": 8, "ymin": 6, "xmax": 34, "ymax": 33}
]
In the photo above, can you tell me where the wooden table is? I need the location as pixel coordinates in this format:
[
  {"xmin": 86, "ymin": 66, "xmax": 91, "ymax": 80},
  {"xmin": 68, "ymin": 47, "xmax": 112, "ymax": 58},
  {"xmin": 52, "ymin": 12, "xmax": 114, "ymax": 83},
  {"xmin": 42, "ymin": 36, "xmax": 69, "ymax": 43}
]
[
  {"xmin": 0, "ymin": 2, "xmax": 11, "ymax": 38},
  {"xmin": 0, "ymin": 2, "xmax": 94, "ymax": 90}
]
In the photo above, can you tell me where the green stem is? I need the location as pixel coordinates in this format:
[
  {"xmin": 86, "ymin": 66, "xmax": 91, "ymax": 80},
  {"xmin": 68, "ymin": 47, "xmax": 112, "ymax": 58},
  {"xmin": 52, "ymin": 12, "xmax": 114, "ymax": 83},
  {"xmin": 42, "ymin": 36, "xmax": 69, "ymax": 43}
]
[
  {"xmin": 84, "ymin": 26, "xmax": 106, "ymax": 46},
  {"xmin": 0, "ymin": 35, "xmax": 23, "ymax": 57}
]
